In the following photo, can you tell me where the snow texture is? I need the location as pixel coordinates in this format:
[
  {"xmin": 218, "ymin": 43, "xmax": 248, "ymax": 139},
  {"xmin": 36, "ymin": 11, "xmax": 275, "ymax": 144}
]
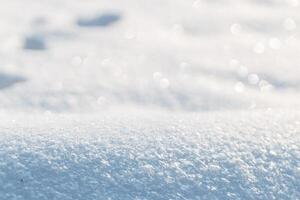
[
  {"xmin": 0, "ymin": 0, "xmax": 299, "ymax": 199},
  {"xmin": 0, "ymin": 111, "xmax": 299, "ymax": 200}
]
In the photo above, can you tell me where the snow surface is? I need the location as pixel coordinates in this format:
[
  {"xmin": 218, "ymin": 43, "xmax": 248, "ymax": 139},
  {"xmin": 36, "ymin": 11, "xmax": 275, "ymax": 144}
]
[
  {"xmin": 1, "ymin": 0, "xmax": 300, "ymax": 112},
  {"xmin": 1, "ymin": 111, "xmax": 300, "ymax": 199},
  {"xmin": 0, "ymin": 0, "xmax": 300, "ymax": 199}
]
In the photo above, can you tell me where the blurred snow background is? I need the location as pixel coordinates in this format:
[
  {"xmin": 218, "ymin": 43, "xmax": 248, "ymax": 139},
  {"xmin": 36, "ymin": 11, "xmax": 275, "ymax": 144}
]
[
  {"xmin": 0, "ymin": 0, "xmax": 300, "ymax": 199},
  {"xmin": 0, "ymin": 0, "xmax": 299, "ymax": 113}
]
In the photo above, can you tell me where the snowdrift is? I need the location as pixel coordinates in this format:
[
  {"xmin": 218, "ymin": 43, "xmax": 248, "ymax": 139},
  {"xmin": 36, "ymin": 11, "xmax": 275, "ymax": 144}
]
[{"xmin": 0, "ymin": 111, "xmax": 299, "ymax": 199}]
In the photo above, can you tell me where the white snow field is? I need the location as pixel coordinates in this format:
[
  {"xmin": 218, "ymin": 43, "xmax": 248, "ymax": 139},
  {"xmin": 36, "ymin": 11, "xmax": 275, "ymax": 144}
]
[
  {"xmin": 0, "ymin": 0, "xmax": 300, "ymax": 199},
  {"xmin": 0, "ymin": 111, "xmax": 300, "ymax": 199}
]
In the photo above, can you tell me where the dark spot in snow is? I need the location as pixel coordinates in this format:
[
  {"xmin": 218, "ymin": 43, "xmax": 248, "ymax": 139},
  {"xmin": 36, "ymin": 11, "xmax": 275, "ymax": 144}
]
[
  {"xmin": 0, "ymin": 73, "xmax": 26, "ymax": 89},
  {"xmin": 77, "ymin": 13, "xmax": 121, "ymax": 27},
  {"xmin": 23, "ymin": 35, "xmax": 47, "ymax": 50}
]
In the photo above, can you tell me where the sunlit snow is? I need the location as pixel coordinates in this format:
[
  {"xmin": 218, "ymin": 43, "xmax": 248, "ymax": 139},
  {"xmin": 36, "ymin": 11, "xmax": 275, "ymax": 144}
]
[{"xmin": 0, "ymin": 0, "xmax": 299, "ymax": 199}]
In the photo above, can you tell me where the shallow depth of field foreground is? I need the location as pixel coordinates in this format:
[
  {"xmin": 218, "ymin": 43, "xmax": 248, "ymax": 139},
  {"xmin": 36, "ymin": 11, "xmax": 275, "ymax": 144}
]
[{"xmin": 0, "ymin": 0, "xmax": 299, "ymax": 199}]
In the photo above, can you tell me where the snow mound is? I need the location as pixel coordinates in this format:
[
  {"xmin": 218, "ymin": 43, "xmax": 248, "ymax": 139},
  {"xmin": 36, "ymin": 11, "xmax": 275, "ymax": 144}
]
[{"xmin": 0, "ymin": 111, "xmax": 299, "ymax": 199}]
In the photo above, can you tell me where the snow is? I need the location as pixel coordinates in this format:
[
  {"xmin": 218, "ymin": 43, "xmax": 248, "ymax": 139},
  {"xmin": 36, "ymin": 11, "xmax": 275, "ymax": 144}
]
[
  {"xmin": 1, "ymin": 111, "xmax": 300, "ymax": 199},
  {"xmin": 0, "ymin": 0, "xmax": 299, "ymax": 199},
  {"xmin": 77, "ymin": 13, "xmax": 121, "ymax": 27},
  {"xmin": 23, "ymin": 35, "xmax": 47, "ymax": 50},
  {"xmin": 0, "ymin": 0, "xmax": 299, "ymax": 112}
]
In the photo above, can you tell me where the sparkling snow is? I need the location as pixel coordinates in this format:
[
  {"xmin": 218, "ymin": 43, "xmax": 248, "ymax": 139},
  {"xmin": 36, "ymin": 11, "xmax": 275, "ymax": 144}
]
[{"xmin": 0, "ymin": 0, "xmax": 299, "ymax": 199}]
